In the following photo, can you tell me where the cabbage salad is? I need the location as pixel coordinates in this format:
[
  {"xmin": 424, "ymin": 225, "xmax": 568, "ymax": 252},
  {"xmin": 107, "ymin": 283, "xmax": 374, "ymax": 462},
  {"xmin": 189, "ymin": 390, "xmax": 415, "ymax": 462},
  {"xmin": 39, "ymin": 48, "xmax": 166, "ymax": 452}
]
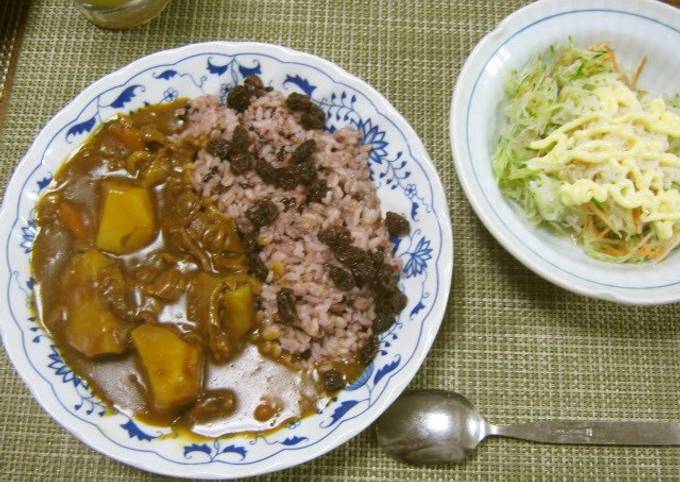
[{"xmin": 493, "ymin": 42, "xmax": 680, "ymax": 263}]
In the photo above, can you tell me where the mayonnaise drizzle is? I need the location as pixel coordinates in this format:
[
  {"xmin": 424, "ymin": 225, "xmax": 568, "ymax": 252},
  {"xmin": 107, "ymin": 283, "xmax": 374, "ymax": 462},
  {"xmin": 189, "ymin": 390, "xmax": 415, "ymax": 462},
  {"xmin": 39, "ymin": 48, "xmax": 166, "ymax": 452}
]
[{"xmin": 525, "ymin": 75, "xmax": 680, "ymax": 239}]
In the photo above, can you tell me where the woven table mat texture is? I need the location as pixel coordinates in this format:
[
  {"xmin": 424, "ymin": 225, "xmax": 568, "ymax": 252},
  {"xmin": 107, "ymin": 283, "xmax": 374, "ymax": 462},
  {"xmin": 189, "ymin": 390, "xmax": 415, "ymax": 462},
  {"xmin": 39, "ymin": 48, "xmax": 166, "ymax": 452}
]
[
  {"xmin": 0, "ymin": 1, "xmax": 28, "ymax": 128},
  {"xmin": 2, "ymin": 0, "xmax": 680, "ymax": 480}
]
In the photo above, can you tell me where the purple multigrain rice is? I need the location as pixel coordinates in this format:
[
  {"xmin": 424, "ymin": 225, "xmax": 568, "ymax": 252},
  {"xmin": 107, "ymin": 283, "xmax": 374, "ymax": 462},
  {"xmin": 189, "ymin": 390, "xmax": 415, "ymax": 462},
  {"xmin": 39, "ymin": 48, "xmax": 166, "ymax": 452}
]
[{"xmin": 182, "ymin": 91, "xmax": 401, "ymax": 370}]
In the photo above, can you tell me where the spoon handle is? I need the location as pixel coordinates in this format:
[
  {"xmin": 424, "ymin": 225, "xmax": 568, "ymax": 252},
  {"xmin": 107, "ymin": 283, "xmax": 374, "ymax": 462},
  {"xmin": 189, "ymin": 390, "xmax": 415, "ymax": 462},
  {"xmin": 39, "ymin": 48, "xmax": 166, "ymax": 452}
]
[{"xmin": 490, "ymin": 420, "xmax": 680, "ymax": 445}]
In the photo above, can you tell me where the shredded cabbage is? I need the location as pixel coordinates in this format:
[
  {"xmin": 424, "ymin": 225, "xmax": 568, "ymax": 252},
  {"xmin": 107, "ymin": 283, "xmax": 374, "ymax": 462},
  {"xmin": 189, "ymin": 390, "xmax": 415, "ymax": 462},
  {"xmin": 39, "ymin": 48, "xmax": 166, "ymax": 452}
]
[{"xmin": 494, "ymin": 42, "xmax": 680, "ymax": 263}]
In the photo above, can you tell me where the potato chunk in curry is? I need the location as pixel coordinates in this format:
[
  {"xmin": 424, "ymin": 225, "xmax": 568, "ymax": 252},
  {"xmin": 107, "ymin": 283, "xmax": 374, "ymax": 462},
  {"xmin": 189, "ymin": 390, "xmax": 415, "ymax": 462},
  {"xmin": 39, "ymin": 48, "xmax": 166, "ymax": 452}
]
[
  {"xmin": 223, "ymin": 284, "xmax": 256, "ymax": 342},
  {"xmin": 66, "ymin": 299, "xmax": 127, "ymax": 358},
  {"xmin": 96, "ymin": 180, "xmax": 156, "ymax": 254},
  {"xmin": 62, "ymin": 250, "xmax": 128, "ymax": 358},
  {"xmin": 132, "ymin": 324, "xmax": 203, "ymax": 412}
]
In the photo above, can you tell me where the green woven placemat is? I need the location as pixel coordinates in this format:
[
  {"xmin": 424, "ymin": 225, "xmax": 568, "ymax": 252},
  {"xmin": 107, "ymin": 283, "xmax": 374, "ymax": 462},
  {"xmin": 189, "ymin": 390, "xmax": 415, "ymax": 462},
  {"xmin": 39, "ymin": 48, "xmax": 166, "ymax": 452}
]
[
  {"xmin": 0, "ymin": 1, "xmax": 28, "ymax": 133},
  {"xmin": 2, "ymin": 1, "xmax": 680, "ymax": 480}
]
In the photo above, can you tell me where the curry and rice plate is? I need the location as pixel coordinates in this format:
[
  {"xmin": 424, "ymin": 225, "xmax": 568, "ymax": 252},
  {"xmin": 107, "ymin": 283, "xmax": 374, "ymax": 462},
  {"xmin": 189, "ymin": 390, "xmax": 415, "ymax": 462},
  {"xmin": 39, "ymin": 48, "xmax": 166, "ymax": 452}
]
[{"xmin": 30, "ymin": 76, "xmax": 409, "ymax": 437}]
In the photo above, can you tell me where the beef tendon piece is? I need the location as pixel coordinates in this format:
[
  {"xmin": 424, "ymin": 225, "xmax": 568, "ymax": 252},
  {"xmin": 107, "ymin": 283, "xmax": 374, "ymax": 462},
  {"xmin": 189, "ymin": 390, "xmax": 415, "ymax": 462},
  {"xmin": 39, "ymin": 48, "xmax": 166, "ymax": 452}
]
[
  {"xmin": 188, "ymin": 389, "xmax": 237, "ymax": 424},
  {"xmin": 141, "ymin": 268, "xmax": 187, "ymax": 302},
  {"xmin": 187, "ymin": 272, "xmax": 232, "ymax": 362},
  {"xmin": 321, "ymin": 368, "xmax": 346, "ymax": 392},
  {"xmin": 385, "ymin": 211, "xmax": 410, "ymax": 236}
]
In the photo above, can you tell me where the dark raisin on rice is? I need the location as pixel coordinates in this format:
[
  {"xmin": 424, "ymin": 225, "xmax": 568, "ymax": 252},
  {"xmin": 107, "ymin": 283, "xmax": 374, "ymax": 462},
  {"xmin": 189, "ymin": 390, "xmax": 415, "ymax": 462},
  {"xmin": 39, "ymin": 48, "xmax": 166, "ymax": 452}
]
[
  {"xmin": 254, "ymin": 158, "xmax": 298, "ymax": 190},
  {"xmin": 338, "ymin": 247, "xmax": 375, "ymax": 286},
  {"xmin": 227, "ymin": 85, "xmax": 251, "ymax": 112},
  {"xmin": 246, "ymin": 199, "xmax": 279, "ymax": 229},
  {"xmin": 300, "ymin": 110, "xmax": 326, "ymax": 130},
  {"xmin": 230, "ymin": 125, "xmax": 250, "ymax": 154},
  {"xmin": 255, "ymin": 157, "xmax": 279, "ymax": 185},
  {"xmin": 229, "ymin": 151, "xmax": 254, "ymax": 174},
  {"xmin": 243, "ymin": 75, "xmax": 270, "ymax": 99},
  {"xmin": 358, "ymin": 336, "xmax": 379, "ymax": 365},
  {"xmin": 318, "ymin": 225, "xmax": 352, "ymax": 250},
  {"xmin": 306, "ymin": 178, "xmax": 328, "ymax": 203},
  {"xmin": 319, "ymin": 225, "xmax": 407, "ymax": 332},
  {"xmin": 285, "ymin": 92, "xmax": 313, "ymax": 111},
  {"xmin": 274, "ymin": 165, "xmax": 299, "ymax": 190},
  {"xmin": 238, "ymin": 228, "xmax": 261, "ymax": 252},
  {"xmin": 296, "ymin": 157, "xmax": 318, "ymax": 185},
  {"xmin": 321, "ymin": 369, "xmax": 346, "ymax": 392},
  {"xmin": 246, "ymin": 253, "xmax": 268, "ymax": 280},
  {"xmin": 374, "ymin": 287, "xmax": 407, "ymax": 323},
  {"xmin": 282, "ymin": 197, "xmax": 297, "ymax": 211},
  {"xmin": 243, "ymin": 75, "xmax": 265, "ymax": 92},
  {"xmin": 250, "ymin": 138, "xmax": 323, "ymax": 192},
  {"xmin": 276, "ymin": 288, "xmax": 298, "ymax": 323},
  {"xmin": 385, "ymin": 211, "xmax": 410, "ymax": 236},
  {"xmin": 206, "ymin": 138, "xmax": 230, "ymax": 160},
  {"xmin": 291, "ymin": 139, "xmax": 316, "ymax": 164},
  {"xmin": 328, "ymin": 265, "xmax": 355, "ymax": 291},
  {"xmin": 369, "ymin": 248, "xmax": 385, "ymax": 269},
  {"xmin": 237, "ymin": 227, "xmax": 268, "ymax": 280},
  {"xmin": 373, "ymin": 311, "xmax": 395, "ymax": 334},
  {"xmin": 285, "ymin": 92, "xmax": 327, "ymax": 130}
]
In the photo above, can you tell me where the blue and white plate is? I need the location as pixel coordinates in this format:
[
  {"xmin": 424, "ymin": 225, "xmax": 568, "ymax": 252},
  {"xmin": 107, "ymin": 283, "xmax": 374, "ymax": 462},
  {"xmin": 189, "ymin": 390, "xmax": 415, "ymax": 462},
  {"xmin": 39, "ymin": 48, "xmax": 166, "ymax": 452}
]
[
  {"xmin": 0, "ymin": 43, "xmax": 452, "ymax": 477},
  {"xmin": 451, "ymin": 0, "xmax": 680, "ymax": 305}
]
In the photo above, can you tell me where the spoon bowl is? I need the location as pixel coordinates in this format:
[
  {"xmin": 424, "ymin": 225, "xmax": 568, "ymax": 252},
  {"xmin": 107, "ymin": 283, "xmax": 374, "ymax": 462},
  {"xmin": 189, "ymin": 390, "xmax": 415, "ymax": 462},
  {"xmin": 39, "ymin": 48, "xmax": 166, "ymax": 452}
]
[{"xmin": 375, "ymin": 389, "xmax": 490, "ymax": 464}]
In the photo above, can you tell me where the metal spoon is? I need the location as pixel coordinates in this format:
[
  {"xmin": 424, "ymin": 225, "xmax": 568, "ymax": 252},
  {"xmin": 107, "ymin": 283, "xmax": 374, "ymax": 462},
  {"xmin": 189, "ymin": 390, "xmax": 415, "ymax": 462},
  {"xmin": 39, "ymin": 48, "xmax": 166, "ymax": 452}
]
[{"xmin": 375, "ymin": 389, "xmax": 680, "ymax": 464}]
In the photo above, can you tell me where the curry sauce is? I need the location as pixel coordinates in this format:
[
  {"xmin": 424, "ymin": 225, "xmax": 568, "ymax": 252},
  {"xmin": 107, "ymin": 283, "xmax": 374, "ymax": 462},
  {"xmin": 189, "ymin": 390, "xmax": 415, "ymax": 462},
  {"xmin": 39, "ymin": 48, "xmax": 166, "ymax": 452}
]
[{"xmin": 30, "ymin": 99, "xmax": 344, "ymax": 437}]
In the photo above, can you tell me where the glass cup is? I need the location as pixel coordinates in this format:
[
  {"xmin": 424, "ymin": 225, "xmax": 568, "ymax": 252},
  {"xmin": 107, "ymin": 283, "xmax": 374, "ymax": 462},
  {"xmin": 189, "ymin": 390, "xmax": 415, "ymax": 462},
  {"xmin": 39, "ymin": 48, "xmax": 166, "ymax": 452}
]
[{"xmin": 74, "ymin": 0, "xmax": 171, "ymax": 29}]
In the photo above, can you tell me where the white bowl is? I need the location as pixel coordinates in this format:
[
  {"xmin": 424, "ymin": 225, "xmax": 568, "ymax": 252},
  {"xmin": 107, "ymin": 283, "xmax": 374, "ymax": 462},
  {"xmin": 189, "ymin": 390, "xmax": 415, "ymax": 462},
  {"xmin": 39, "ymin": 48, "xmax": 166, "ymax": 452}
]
[
  {"xmin": 0, "ymin": 42, "xmax": 453, "ymax": 478},
  {"xmin": 451, "ymin": 0, "xmax": 680, "ymax": 305}
]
